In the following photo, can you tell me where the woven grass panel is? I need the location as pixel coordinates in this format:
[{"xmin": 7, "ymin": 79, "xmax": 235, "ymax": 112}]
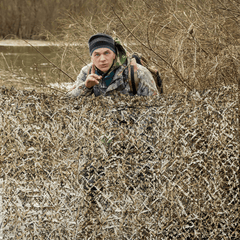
[{"xmin": 0, "ymin": 85, "xmax": 239, "ymax": 239}]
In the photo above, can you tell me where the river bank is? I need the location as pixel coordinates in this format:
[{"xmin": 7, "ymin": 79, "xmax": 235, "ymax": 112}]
[
  {"xmin": 0, "ymin": 39, "xmax": 83, "ymax": 47},
  {"xmin": 0, "ymin": 69, "xmax": 38, "ymax": 90},
  {"xmin": 0, "ymin": 69, "xmax": 73, "ymax": 92},
  {"xmin": 0, "ymin": 69, "xmax": 27, "ymax": 81},
  {"xmin": 0, "ymin": 39, "xmax": 54, "ymax": 47}
]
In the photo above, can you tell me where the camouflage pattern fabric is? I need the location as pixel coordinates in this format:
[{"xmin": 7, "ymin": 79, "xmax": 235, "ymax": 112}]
[{"xmin": 68, "ymin": 38, "xmax": 159, "ymax": 97}]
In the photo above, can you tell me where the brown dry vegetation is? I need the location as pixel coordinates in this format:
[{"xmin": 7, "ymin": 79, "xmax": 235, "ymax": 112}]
[
  {"xmin": 0, "ymin": 0, "xmax": 239, "ymax": 239},
  {"xmin": 1, "ymin": 0, "xmax": 239, "ymax": 94},
  {"xmin": 44, "ymin": 0, "xmax": 240, "ymax": 94},
  {"xmin": 0, "ymin": 85, "xmax": 239, "ymax": 239}
]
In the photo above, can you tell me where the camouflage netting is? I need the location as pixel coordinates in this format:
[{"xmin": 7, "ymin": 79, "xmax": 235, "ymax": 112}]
[{"xmin": 0, "ymin": 85, "xmax": 239, "ymax": 239}]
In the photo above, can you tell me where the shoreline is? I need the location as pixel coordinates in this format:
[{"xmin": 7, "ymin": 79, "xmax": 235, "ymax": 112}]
[
  {"xmin": 0, "ymin": 39, "xmax": 84, "ymax": 47},
  {"xmin": 0, "ymin": 69, "xmax": 73, "ymax": 92},
  {"xmin": 0, "ymin": 39, "xmax": 55, "ymax": 47}
]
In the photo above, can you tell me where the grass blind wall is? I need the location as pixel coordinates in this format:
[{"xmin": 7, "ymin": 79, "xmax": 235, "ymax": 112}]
[{"xmin": 0, "ymin": 85, "xmax": 239, "ymax": 239}]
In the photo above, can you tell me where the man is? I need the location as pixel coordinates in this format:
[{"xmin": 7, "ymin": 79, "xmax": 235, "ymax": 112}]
[{"xmin": 68, "ymin": 33, "xmax": 159, "ymax": 97}]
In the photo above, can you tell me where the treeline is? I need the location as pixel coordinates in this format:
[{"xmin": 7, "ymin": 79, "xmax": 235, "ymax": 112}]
[{"xmin": 0, "ymin": 0, "xmax": 118, "ymax": 39}]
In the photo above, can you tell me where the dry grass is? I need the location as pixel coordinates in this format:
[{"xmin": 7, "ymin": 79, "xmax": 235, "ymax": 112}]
[
  {"xmin": 0, "ymin": 69, "xmax": 66, "ymax": 94},
  {"xmin": 0, "ymin": 1, "xmax": 239, "ymax": 239},
  {"xmin": 1, "ymin": 0, "xmax": 239, "ymax": 95},
  {"xmin": 44, "ymin": 0, "xmax": 240, "ymax": 94},
  {"xmin": 0, "ymin": 85, "xmax": 239, "ymax": 239}
]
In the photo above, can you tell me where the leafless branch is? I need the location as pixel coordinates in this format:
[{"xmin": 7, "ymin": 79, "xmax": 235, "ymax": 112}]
[
  {"xmin": 112, "ymin": 7, "xmax": 193, "ymax": 91},
  {"xmin": 23, "ymin": 39, "xmax": 75, "ymax": 82}
]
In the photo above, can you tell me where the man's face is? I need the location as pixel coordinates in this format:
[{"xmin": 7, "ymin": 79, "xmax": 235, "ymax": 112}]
[{"xmin": 91, "ymin": 48, "xmax": 116, "ymax": 73}]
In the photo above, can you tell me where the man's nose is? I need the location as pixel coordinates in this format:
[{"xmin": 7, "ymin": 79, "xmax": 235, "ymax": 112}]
[{"xmin": 99, "ymin": 55, "xmax": 106, "ymax": 61}]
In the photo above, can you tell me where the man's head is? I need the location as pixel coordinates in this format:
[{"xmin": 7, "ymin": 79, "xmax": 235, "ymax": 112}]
[{"xmin": 88, "ymin": 33, "xmax": 116, "ymax": 73}]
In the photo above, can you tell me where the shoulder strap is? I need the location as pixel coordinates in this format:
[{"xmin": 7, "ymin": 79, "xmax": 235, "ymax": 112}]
[
  {"xmin": 129, "ymin": 58, "xmax": 140, "ymax": 95},
  {"xmin": 156, "ymin": 71, "xmax": 163, "ymax": 94},
  {"xmin": 130, "ymin": 65, "xmax": 137, "ymax": 95},
  {"xmin": 147, "ymin": 67, "xmax": 163, "ymax": 94}
]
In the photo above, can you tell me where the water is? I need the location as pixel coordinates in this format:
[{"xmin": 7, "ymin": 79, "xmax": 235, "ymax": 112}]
[
  {"xmin": 0, "ymin": 40, "xmax": 57, "ymax": 76},
  {"xmin": 0, "ymin": 40, "xmax": 77, "ymax": 91}
]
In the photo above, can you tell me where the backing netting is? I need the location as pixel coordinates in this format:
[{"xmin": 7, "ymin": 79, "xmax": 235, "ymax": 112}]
[{"xmin": 0, "ymin": 85, "xmax": 239, "ymax": 239}]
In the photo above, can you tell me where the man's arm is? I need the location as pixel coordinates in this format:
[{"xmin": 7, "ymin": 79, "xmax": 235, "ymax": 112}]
[{"xmin": 67, "ymin": 64, "xmax": 101, "ymax": 98}]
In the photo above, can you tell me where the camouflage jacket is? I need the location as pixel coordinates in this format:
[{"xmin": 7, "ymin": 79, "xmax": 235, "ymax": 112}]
[{"xmin": 68, "ymin": 39, "xmax": 159, "ymax": 98}]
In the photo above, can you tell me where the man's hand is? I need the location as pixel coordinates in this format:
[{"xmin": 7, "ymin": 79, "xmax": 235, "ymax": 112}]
[{"xmin": 85, "ymin": 64, "xmax": 102, "ymax": 89}]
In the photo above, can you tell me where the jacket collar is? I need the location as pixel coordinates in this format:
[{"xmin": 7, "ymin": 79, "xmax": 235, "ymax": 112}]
[{"xmin": 105, "ymin": 64, "xmax": 127, "ymax": 93}]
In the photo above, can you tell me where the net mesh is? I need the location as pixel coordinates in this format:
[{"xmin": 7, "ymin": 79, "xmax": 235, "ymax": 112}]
[{"xmin": 0, "ymin": 85, "xmax": 239, "ymax": 239}]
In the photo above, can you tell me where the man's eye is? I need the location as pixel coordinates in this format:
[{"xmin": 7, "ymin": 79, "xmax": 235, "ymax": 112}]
[
  {"xmin": 95, "ymin": 54, "xmax": 100, "ymax": 56},
  {"xmin": 105, "ymin": 52, "xmax": 109, "ymax": 55}
]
